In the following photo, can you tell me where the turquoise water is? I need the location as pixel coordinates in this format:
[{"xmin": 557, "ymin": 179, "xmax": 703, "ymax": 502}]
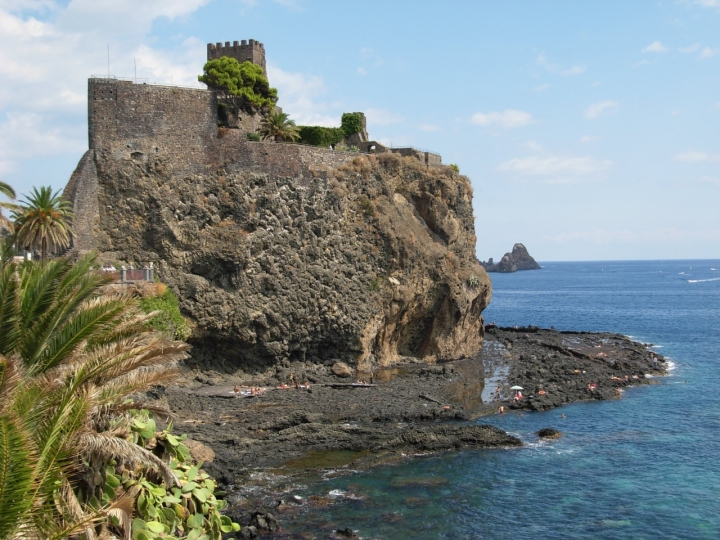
[{"xmin": 289, "ymin": 260, "xmax": 720, "ymax": 539}]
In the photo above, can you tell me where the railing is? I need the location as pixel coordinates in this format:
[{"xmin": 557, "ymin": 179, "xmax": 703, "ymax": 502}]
[{"xmin": 102, "ymin": 264, "xmax": 155, "ymax": 283}]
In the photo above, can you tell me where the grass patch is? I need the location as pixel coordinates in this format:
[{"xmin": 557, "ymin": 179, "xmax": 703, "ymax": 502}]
[{"xmin": 139, "ymin": 287, "xmax": 190, "ymax": 340}]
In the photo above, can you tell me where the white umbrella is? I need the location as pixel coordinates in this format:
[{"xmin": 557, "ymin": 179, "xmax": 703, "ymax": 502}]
[{"xmin": 510, "ymin": 386, "xmax": 524, "ymax": 390}]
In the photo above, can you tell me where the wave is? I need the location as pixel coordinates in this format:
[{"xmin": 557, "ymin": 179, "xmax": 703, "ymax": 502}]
[
  {"xmin": 665, "ymin": 359, "xmax": 677, "ymax": 372},
  {"xmin": 687, "ymin": 277, "xmax": 720, "ymax": 283},
  {"xmin": 678, "ymin": 272, "xmax": 685, "ymax": 275}
]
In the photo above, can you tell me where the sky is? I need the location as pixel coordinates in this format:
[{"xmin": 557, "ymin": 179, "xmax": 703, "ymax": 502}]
[{"xmin": 0, "ymin": 0, "xmax": 719, "ymax": 261}]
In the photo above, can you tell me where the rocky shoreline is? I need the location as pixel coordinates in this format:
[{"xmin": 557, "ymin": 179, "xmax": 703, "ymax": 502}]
[{"xmin": 158, "ymin": 326, "xmax": 666, "ymax": 535}]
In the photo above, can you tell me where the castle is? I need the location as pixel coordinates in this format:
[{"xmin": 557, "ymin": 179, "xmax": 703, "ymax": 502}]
[
  {"xmin": 66, "ymin": 39, "xmax": 442, "ymax": 254},
  {"xmin": 207, "ymin": 39, "xmax": 266, "ymax": 75}
]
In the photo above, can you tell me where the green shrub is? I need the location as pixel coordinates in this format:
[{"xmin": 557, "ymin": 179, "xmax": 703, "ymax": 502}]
[
  {"xmin": 369, "ymin": 276, "xmax": 383, "ymax": 291},
  {"xmin": 99, "ymin": 411, "xmax": 241, "ymax": 540},
  {"xmin": 341, "ymin": 112, "xmax": 364, "ymax": 137},
  {"xmin": 139, "ymin": 288, "xmax": 190, "ymax": 341},
  {"xmin": 449, "ymin": 163, "xmax": 460, "ymax": 173},
  {"xmin": 467, "ymin": 275, "xmax": 481, "ymax": 289},
  {"xmin": 297, "ymin": 125, "xmax": 345, "ymax": 147},
  {"xmin": 247, "ymin": 132, "xmax": 261, "ymax": 141}
]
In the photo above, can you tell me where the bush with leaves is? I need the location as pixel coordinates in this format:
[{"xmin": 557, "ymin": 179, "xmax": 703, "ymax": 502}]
[
  {"xmin": 91, "ymin": 411, "xmax": 240, "ymax": 540},
  {"xmin": 297, "ymin": 125, "xmax": 345, "ymax": 148},
  {"xmin": 139, "ymin": 287, "xmax": 190, "ymax": 341},
  {"xmin": 340, "ymin": 112, "xmax": 364, "ymax": 137},
  {"xmin": 198, "ymin": 57, "xmax": 278, "ymax": 126}
]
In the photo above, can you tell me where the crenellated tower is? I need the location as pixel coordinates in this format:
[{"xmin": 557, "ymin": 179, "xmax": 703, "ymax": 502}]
[{"xmin": 207, "ymin": 39, "xmax": 266, "ymax": 76}]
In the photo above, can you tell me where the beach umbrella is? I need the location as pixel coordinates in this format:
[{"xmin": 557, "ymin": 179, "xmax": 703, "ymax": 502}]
[{"xmin": 510, "ymin": 386, "xmax": 524, "ymax": 390}]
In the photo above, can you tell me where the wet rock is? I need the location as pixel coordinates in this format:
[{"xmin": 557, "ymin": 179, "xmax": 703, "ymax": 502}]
[
  {"xmin": 250, "ymin": 511, "xmax": 278, "ymax": 531},
  {"xmin": 335, "ymin": 528, "xmax": 358, "ymax": 538},
  {"xmin": 239, "ymin": 525, "xmax": 257, "ymax": 539},
  {"xmin": 331, "ymin": 362, "xmax": 353, "ymax": 378},
  {"xmin": 536, "ymin": 428, "xmax": 562, "ymax": 439}
]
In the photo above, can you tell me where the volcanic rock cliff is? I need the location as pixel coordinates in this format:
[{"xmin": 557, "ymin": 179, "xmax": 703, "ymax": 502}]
[{"xmin": 65, "ymin": 79, "xmax": 491, "ymax": 373}]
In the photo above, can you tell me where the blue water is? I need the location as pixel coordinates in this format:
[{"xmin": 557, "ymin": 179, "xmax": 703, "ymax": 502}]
[{"xmin": 292, "ymin": 260, "xmax": 720, "ymax": 539}]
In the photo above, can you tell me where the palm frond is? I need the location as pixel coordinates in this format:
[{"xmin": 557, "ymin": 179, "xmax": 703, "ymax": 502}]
[
  {"xmin": 0, "ymin": 414, "xmax": 35, "ymax": 539},
  {"xmin": 77, "ymin": 432, "xmax": 179, "ymax": 488},
  {"xmin": 0, "ymin": 263, "xmax": 20, "ymax": 355}
]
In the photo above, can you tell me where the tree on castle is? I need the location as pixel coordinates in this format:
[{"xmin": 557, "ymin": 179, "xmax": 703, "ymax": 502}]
[{"xmin": 199, "ymin": 57, "xmax": 278, "ymax": 127}]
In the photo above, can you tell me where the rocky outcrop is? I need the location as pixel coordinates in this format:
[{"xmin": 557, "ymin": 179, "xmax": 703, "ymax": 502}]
[
  {"xmin": 68, "ymin": 140, "xmax": 489, "ymax": 374},
  {"xmin": 65, "ymin": 79, "xmax": 490, "ymax": 374},
  {"xmin": 480, "ymin": 243, "xmax": 540, "ymax": 273}
]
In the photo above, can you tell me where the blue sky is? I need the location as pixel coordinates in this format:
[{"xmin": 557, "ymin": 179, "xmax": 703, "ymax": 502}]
[{"xmin": 1, "ymin": 0, "xmax": 718, "ymax": 261}]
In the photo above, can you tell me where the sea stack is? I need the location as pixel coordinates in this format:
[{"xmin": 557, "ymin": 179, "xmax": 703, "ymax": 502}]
[{"xmin": 480, "ymin": 243, "xmax": 541, "ymax": 273}]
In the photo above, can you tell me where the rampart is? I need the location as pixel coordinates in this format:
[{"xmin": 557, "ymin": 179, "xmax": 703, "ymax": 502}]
[
  {"xmin": 88, "ymin": 78, "xmax": 218, "ymax": 172},
  {"xmin": 207, "ymin": 39, "xmax": 266, "ymax": 75}
]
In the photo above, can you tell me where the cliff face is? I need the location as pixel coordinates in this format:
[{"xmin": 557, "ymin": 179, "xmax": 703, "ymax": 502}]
[
  {"xmin": 480, "ymin": 243, "xmax": 540, "ymax": 273},
  {"xmin": 66, "ymin": 79, "xmax": 491, "ymax": 373}
]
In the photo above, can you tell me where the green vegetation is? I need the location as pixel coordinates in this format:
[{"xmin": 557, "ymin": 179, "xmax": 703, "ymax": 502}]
[
  {"xmin": 298, "ymin": 112, "xmax": 366, "ymax": 148},
  {"xmin": 247, "ymin": 132, "xmax": 261, "ymax": 141},
  {"xmin": 340, "ymin": 112, "xmax": 364, "ymax": 137},
  {"xmin": 259, "ymin": 111, "xmax": 300, "ymax": 141},
  {"xmin": 449, "ymin": 164, "xmax": 460, "ymax": 173},
  {"xmin": 139, "ymin": 286, "xmax": 190, "ymax": 341},
  {"xmin": 369, "ymin": 275, "xmax": 383, "ymax": 291},
  {"xmin": 467, "ymin": 275, "xmax": 481, "ymax": 289},
  {"xmin": 0, "ymin": 252, "xmax": 238, "ymax": 539},
  {"xmin": 12, "ymin": 186, "xmax": 74, "ymax": 262},
  {"xmin": 298, "ymin": 125, "xmax": 345, "ymax": 147},
  {"xmin": 0, "ymin": 180, "xmax": 18, "ymax": 234},
  {"xmin": 198, "ymin": 57, "xmax": 278, "ymax": 126},
  {"xmin": 109, "ymin": 411, "xmax": 240, "ymax": 540}
]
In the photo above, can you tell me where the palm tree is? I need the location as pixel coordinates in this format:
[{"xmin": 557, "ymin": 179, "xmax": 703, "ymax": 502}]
[
  {"xmin": 0, "ymin": 180, "xmax": 19, "ymax": 234},
  {"xmin": 0, "ymin": 254, "xmax": 189, "ymax": 539},
  {"xmin": 13, "ymin": 186, "xmax": 74, "ymax": 263},
  {"xmin": 259, "ymin": 111, "xmax": 300, "ymax": 142}
]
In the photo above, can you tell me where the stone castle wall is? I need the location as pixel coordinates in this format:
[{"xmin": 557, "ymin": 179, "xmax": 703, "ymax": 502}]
[
  {"xmin": 207, "ymin": 39, "xmax": 266, "ymax": 75},
  {"xmin": 88, "ymin": 78, "xmax": 218, "ymax": 173}
]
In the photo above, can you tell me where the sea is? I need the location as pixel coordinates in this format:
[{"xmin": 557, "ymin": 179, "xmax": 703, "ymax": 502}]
[{"xmin": 280, "ymin": 260, "xmax": 720, "ymax": 539}]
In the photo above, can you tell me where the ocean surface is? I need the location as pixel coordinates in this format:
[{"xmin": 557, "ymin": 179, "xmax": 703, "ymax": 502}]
[{"xmin": 287, "ymin": 260, "xmax": 720, "ymax": 539}]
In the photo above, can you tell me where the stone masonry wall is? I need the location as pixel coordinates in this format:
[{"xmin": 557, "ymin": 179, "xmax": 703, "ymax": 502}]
[{"xmin": 88, "ymin": 78, "xmax": 217, "ymax": 174}]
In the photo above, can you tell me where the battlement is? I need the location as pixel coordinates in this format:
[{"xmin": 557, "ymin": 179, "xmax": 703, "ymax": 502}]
[{"xmin": 207, "ymin": 39, "xmax": 266, "ymax": 75}]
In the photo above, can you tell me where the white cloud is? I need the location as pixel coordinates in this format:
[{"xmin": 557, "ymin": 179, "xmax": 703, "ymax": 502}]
[
  {"xmin": 699, "ymin": 46, "xmax": 719, "ymax": 58},
  {"xmin": 679, "ymin": 43, "xmax": 702, "ymax": 53},
  {"xmin": 580, "ymin": 135, "xmax": 599, "ymax": 143},
  {"xmin": 533, "ymin": 83, "xmax": 549, "ymax": 92},
  {"xmin": 0, "ymin": 1, "xmax": 213, "ymax": 178},
  {"xmin": 471, "ymin": 109, "xmax": 533, "ymax": 129},
  {"xmin": 357, "ymin": 67, "xmax": 367, "ymax": 75},
  {"xmin": 0, "ymin": 111, "xmax": 85, "ymax": 175},
  {"xmin": 642, "ymin": 41, "xmax": 668, "ymax": 53},
  {"xmin": 418, "ymin": 123, "xmax": 440, "ymax": 132},
  {"xmin": 673, "ymin": 150, "xmax": 719, "ymax": 162},
  {"xmin": 366, "ymin": 108, "xmax": 404, "ymax": 126},
  {"xmin": 537, "ymin": 53, "xmax": 586, "ymax": 76},
  {"xmin": 525, "ymin": 141, "xmax": 543, "ymax": 151},
  {"xmin": 693, "ymin": 0, "xmax": 720, "ymax": 7},
  {"xmin": 585, "ymin": 100, "xmax": 618, "ymax": 119},
  {"xmin": 268, "ymin": 64, "xmax": 338, "ymax": 126},
  {"xmin": 633, "ymin": 59, "xmax": 651, "ymax": 68},
  {"xmin": 497, "ymin": 155, "xmax": 612, "ymax": 184}
]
